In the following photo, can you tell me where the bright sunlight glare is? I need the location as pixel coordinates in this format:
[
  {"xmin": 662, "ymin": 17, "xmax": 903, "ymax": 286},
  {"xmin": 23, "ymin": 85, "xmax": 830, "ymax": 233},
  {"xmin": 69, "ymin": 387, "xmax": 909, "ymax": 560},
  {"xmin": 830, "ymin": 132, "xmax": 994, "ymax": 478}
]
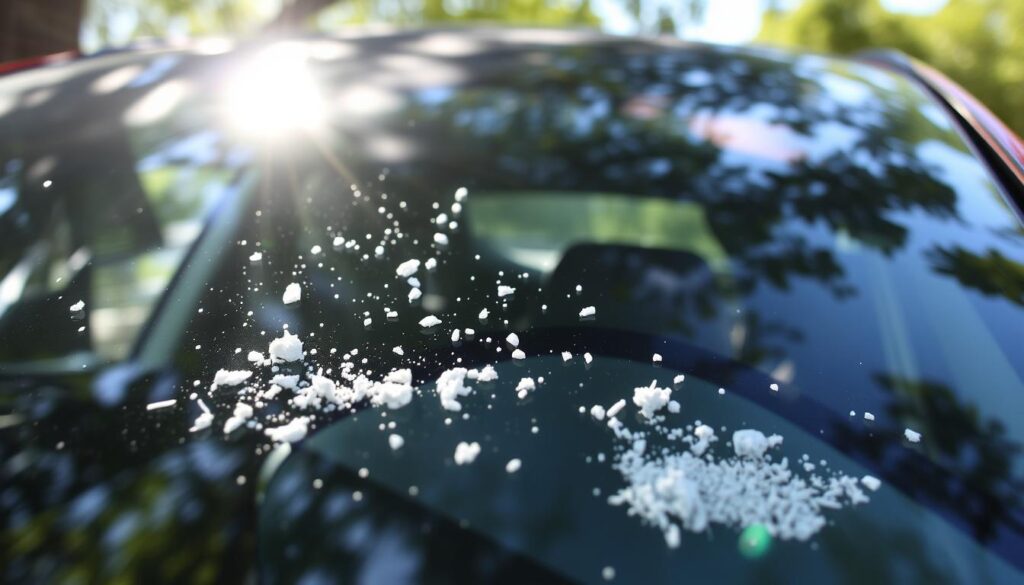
[{"xmin": 222, "ymin": 43, "xmax": 326, "ymax": 139}]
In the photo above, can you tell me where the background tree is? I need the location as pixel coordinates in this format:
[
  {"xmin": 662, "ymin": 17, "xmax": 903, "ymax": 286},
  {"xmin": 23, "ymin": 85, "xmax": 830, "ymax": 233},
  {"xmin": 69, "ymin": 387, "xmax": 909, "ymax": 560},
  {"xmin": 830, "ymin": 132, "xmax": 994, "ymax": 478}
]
[
  {"xmin": 758, "ymin": 0, "xmax": 1024, "ymax": 134},
  {"xmin": 4, "ymin": 0, "xmax": 1019, "ymax": 134},
  {"xmin": 75, "ymin": 0, "xmax": 711, "ymax": 51}
]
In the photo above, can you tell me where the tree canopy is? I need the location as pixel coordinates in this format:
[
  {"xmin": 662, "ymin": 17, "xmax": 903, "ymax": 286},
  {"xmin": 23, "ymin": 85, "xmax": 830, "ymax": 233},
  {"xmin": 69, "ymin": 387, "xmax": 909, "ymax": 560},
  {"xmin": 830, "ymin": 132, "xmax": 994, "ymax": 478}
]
[
  {"xmin": 71, "ymin": 0, "xmax": 1022, "ymax": 134},
  {"xmin": 758, "ymin": 0, "xmax": 1024, "ymax": 134}
]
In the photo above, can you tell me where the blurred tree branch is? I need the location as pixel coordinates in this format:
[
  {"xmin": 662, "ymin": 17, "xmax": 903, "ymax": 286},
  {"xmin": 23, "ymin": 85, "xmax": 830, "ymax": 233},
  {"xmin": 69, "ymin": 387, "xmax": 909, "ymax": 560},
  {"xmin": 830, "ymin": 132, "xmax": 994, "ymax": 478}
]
[
  {"xmin": 262, "ymin": 0, "xmax": 338, "ymax": 34},
  {"xmin": 757, "ymin": 0, "xmax": 1024, "ymax": 134}
]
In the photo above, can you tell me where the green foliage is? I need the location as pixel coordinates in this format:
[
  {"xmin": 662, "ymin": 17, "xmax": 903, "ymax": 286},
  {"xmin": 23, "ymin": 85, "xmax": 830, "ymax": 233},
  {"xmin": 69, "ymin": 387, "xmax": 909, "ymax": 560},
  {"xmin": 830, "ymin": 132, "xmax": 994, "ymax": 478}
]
[
  {"xmin": 317, "ymin": 0, "xmax": 602, "ymax": 28},
  {"xmin": 83, "ymin": 0, "xmax": 711, "ymax": 51},
  {"xmin": 758, "ymin": 0, "xmax": 1024, "ymax": 134},
  {"xmin": 82, "ymin": 0, "xmax": 282, "ymax": 48},
  {"xmin": 81, "ymin": 0, "xmax": 1019, "ymax": 132},
  {"xmin": 314, "ymin": 0, "xmax": 709, "ymax": 33}
]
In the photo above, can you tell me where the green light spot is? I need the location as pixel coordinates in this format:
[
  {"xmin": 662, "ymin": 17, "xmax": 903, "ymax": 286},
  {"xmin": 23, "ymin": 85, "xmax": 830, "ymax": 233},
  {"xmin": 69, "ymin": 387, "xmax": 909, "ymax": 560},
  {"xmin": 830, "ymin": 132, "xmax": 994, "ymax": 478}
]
[{"xmin": 738, "ymin": 523, "xmax": 772, "ymax": 559}]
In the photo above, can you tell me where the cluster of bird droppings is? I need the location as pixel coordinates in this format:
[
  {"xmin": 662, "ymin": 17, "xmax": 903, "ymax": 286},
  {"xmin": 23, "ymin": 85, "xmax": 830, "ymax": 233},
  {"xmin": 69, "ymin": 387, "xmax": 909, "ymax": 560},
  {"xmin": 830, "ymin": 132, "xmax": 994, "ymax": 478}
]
[
  {"xmin": 604, "ymin": 411, "xmax": 876, "ymax": 548},
  {"xmin": 196, "ymin": 321, "xmax": 508, "ymax": 450},
  {"xmin": 173, "ymin": 183, "xmax": 892, "ymax": 569}
]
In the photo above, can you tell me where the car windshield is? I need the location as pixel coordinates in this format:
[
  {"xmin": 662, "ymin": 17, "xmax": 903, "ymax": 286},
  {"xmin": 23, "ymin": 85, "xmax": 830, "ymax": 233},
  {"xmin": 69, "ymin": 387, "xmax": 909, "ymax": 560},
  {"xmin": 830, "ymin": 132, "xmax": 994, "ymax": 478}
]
[
  {"xmin": 1, "ymin": 32, "xmax": 1023, "ymax": 584},
  {"xmin": 0, "ymin": 105, "xmax": 248, "ymax": 368}
]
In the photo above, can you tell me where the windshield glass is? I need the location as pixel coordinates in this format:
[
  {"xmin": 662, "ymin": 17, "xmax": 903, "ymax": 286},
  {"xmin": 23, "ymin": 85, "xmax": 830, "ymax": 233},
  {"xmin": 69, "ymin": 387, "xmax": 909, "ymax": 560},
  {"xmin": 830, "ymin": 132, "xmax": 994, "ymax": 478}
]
[
  {"xmin": 226, "ymin": 37, "xmax": 1024, "ymax": 579},
  {"xmin": 0, "ymin": 111, "xmax": 247, "ymax": 368},
  {"xmin": 1, "ymin": 32, "xmax": 1023, "ymax": 584}
]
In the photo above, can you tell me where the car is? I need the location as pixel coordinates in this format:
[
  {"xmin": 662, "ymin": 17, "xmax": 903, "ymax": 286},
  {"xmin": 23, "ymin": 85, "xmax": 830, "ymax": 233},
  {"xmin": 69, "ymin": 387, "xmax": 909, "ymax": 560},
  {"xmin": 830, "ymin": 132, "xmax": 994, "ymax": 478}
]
[{"xmin": 1, "ymin": 27, "xmax": 1023, "ymax": 584}]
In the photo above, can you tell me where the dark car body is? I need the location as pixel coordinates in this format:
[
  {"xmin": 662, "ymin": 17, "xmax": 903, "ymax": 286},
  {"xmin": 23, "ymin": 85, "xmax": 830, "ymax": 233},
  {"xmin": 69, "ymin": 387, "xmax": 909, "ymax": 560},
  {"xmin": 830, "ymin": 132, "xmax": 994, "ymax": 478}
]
[{"xmin": 1, "ymin": 28, "xmax": 1023, "ymax": 584}]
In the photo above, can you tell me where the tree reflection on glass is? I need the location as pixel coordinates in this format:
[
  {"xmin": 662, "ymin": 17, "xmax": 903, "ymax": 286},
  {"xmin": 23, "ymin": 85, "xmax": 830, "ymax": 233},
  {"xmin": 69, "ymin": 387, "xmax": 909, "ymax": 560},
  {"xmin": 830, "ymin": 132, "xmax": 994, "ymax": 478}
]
[{"xmin": 1, "ymin": 31, "xmax": 1023, "ymax": 583}]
